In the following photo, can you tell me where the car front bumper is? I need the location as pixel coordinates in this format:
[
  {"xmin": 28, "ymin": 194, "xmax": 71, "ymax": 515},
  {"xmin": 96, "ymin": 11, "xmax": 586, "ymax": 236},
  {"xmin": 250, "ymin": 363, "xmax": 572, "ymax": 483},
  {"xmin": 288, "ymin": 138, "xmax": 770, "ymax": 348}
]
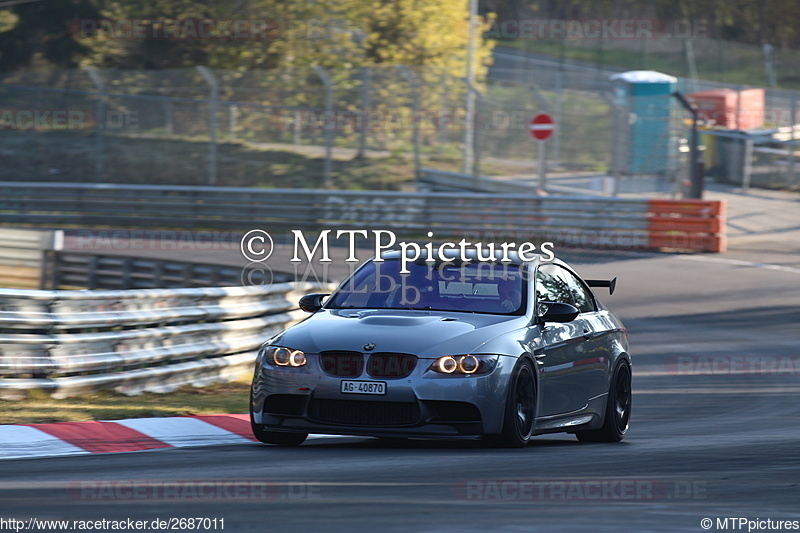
[{"xmin": 250, "ymin": 355, "xmax": 517, "ymax": 437}]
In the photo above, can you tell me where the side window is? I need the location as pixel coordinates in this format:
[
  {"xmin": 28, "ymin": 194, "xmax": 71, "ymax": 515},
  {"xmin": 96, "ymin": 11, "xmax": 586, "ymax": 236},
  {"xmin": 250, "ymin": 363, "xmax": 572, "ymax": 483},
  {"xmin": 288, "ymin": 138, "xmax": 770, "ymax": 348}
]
[
  {"xmin": 557, "ymin": 266, "xmax": 596, "ymax": 313},
  {"xmin": 535, "ymin": 265, "xmax": 573, "ymax": 304},
  {"xmin": 536, "ymin": 264, "xmax": 596, "ymax": 314}
]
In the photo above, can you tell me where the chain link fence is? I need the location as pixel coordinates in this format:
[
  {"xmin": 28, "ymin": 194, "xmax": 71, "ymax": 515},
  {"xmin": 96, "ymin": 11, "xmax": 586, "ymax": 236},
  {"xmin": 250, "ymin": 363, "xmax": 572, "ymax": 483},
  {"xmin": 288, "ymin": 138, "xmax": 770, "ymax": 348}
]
[
  {"xmin": 0, "ymin": 60, "xmax": 797, "ymax": 193},
  {"xmin": 507, "ymin": 36, "xmax": 800, "ymax": 90}
]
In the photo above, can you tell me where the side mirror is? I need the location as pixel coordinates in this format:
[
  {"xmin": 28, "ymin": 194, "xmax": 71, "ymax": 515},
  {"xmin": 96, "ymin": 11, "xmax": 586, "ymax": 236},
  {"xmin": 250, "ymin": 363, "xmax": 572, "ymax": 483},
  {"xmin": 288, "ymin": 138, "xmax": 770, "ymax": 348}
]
[
  {"xmin": 539, "ymin": 302, "xmax": 579, "ymax": 323},
  {"xmin": 298, "ymin": 293, "xmax": 329, "ymax": 313}
]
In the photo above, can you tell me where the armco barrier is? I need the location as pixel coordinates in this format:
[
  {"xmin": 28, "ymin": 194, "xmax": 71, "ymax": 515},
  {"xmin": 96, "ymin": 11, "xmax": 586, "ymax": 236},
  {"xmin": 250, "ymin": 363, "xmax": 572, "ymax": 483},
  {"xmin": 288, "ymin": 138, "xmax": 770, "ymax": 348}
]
[
  {"xmin": 417, "ymin": 168, "xmax": 544, "ymax": 194},
  {"xmin": 44, "ymin": 251, "xmax": 289, "ymax": 290},
  {"xmin": 0, "ymin": 282, "xmax": 325, "ymax": 399},
  {"xmin": 0, "ymin": 180, "xmax": 725, "ymax": 253}
]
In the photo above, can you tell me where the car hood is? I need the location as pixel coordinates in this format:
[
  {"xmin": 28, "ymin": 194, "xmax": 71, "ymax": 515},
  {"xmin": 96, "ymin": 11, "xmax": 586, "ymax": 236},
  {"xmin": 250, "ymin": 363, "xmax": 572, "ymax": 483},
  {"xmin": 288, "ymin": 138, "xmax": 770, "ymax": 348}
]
[{"xmin": 271, "ymin": 308, "xmax": 528, "ymax": 358}]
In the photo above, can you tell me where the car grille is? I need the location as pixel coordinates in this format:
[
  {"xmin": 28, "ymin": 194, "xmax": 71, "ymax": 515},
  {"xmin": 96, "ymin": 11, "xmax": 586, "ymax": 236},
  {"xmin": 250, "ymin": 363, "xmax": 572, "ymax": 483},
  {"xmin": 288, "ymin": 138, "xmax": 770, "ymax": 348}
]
[
  {"xmin": 319, "ymin": 351, "xmax": 364, "ymax": 377},
  {"xmin": 308, "ymin": 399, "xmax": 420, "ymax": 426},
  {"xmin": 367, "ymin": 353, "xmax": 417, "ymax": 378}
]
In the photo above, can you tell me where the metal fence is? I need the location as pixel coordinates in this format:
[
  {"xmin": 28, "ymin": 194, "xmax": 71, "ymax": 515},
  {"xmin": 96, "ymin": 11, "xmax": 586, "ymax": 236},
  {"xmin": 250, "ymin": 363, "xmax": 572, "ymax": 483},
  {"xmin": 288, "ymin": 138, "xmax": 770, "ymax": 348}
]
[
  {"xmin": 44, "ymin": 251, "xmax": 285, "ymax": 291},
  {"xmin": 502, "ymin": 38, "xmax": 800, "ymax": 90},
  {"xmin": 0, "ymin": 180, "xmax": 725, "ymax": 253},
  {"xmin": 0, "ymin": 282, "xmax": 324, "ymax": 398},
  {"xmin": 1, "ymin": 62, "xmax": 796, "ymax": 194},
  {"xmin": 0, "ymin": 63, "xmax": 691, "ymax": 192}
]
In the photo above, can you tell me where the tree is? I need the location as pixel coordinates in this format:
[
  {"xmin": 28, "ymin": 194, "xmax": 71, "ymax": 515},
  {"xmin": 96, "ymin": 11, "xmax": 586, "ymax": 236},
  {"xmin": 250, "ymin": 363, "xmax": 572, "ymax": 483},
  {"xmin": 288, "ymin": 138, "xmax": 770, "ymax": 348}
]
[{"xmin": 0, "ymin": 0, "xmax": 101, "ymax": 71}]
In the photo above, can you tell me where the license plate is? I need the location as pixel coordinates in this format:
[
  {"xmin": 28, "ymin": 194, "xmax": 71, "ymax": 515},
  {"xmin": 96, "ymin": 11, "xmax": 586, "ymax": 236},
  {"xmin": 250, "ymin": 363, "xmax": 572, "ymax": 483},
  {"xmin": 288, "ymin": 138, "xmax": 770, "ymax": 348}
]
[{"xmin": 340, "ymin": 380, "xmax": 387, "ymax": 395}]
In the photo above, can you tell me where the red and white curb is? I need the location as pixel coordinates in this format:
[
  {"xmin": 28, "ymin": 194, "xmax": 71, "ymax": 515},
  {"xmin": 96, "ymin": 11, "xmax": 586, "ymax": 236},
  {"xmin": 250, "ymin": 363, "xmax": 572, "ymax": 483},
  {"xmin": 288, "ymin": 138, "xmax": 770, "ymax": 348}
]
[{"xmin": 0, "ymin": 415, "xmax": 339, "ymax": 460}]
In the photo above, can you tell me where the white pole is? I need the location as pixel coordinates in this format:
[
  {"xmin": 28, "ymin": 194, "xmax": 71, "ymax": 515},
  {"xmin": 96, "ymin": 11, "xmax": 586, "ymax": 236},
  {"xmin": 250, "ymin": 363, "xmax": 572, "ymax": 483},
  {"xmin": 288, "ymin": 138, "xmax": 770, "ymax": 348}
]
[
  {"xmin": 463, "ymin": 0, "xmax": 477, "ymax": 175},
  {"xmin": 538, "ymin": 141, "xmax": 547, "ymax": 191}
]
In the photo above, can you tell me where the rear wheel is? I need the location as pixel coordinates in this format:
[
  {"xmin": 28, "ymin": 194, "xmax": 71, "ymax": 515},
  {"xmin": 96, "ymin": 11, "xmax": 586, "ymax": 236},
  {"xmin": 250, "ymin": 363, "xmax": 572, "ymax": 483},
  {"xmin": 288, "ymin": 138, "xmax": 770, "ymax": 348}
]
[
  {"xmin": 487, "ymin": 359, "xmax": 536, "ymax": 448},
  {"xmin": 576, "ymin": 359, "xmax": 631, "ymax": 443}
]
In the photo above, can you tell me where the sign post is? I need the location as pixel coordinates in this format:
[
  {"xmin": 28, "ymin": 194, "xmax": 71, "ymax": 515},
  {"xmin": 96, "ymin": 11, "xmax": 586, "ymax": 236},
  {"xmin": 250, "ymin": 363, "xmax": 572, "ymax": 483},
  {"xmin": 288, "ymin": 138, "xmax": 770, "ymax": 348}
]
[{"xmin": 530, "ymin": 113, "xmax": 555, "ymax": 191}]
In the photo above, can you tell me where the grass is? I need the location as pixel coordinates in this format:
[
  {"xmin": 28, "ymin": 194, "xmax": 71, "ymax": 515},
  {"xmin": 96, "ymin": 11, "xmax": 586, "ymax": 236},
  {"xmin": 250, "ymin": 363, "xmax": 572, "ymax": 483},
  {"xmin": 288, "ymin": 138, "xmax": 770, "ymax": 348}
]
[
  {"xmin": 499, "ymin": 39, "xmax": 800, "ymax": 89},
  {"xmin": 0, "ymin": 378, "xmax": 252, "ymax": 425},
  {"xmin": 0, "ymin": 131, "xmax": 414, "ymax": 190}
]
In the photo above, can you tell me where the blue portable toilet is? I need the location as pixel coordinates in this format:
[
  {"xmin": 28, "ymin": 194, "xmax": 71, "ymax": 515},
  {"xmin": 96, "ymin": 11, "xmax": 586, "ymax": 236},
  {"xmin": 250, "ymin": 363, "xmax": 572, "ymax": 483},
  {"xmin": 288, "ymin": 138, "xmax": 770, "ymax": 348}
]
[{"xmin": 609, "ymin": 71, "xmax": 677, "ymax": 175}]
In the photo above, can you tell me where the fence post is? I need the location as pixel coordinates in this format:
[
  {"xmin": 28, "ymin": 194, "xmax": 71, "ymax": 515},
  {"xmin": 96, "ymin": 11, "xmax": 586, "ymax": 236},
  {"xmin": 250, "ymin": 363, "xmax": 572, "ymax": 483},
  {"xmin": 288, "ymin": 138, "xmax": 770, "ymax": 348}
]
[
  {"xmin": 462, "ymin": 0, "xmax": 478, "ymax": 175},
  {"xmin": 463, "ymin": 79, "xmax": 483, "ymax": 186},
  {"xmin": 229, "ymin": 104, "xmax": 238, "ymax": 142},
  {"xmin": 684, "ymin": 39, "xmax": 698, "ymax": 81},
  {"xmin": 735, "ymin": 85, "xmax": 743, "ymax": 131},
  {"xmin": 439, "ymin": 71, "xmax": 448, "ymax": 146},
  {"xmin": 293, "ymin": 110, "xmax": 301, "ymax": 146},
  {"xmin": 742, "ymin": 136, "xmax": 754, "ymax": 192},
  {"xmin": 397, "ymin": 66, "xmax": 421, "ymax": 181},
  {"xmin": 763, "ymin": 43, "xmax": 776, "ymax": 87},
  {"xmin": 164, "ymin": 101, "xmax": 174, "ymax": 135},
  {"xmin": 84, "ymin": 67, "xmax": 105, "ymax": 181},
  {"xmin": 788, "ymin": 92, "xmax": 797, "ymax": 186},
  {"xmin": 356, "ymin": 66, "xmax": 370, "ymax": 160},
  {"xmin": 313, "ymin": 66, "xmax": 334, "ymax": 189},
  {"xmin": 196, "ymin": 67, "xmax": 218, "ymax": 186},
  {"xmin": 553, "ymin": 67, "xmax": 563, "ymax": 167}
]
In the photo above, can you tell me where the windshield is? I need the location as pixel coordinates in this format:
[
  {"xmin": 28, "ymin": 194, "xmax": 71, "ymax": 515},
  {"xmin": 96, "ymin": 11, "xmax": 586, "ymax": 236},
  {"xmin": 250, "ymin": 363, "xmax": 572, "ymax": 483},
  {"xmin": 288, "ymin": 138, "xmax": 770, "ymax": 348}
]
[{"xmin": 327, "ymin": 259, "xmax": 526, "ymax": 315}]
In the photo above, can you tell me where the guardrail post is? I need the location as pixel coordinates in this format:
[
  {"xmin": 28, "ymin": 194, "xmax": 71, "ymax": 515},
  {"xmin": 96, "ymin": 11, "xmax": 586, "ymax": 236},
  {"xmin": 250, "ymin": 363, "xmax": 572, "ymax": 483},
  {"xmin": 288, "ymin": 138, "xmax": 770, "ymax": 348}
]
[
  {"xmin": 121, "ymin": 257, "xmax": 132, "ymax": 288},
  {"xmin": 84, "ymin": 67, "xmax": 106, "ymax": 181},
  {"xmin": 88, "ymin": 255, "xmax": 99, "ymax": 289},
  {"xmin": 197, "ymin": 67, "xmax": 219, "ymax": 186},
  {"xmin": 313, "ymin": 66, "xmax": 334, "ymax": 189},
  {"xmin": 397, "ymin": 66, "xmax": 421, "ymax": 181}
]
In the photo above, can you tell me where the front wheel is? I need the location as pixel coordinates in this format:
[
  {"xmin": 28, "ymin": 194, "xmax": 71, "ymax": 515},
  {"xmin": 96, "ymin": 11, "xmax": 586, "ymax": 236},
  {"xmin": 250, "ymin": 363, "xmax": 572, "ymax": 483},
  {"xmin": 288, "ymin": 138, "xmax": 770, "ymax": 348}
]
[
  {"xmin": 487, "ymin": 359, "xmax": 536, "ymax": 448},
  {"xmin": 576, "ymin": 359, "xmax": 631, "ymax": 443}
]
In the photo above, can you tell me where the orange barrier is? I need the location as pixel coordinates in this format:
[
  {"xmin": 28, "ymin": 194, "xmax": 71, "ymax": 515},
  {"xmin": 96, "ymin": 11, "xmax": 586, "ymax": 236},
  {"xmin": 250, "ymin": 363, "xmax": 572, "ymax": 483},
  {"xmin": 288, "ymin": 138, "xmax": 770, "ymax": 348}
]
[{"xmin": 647, "ymin": 199, "xmax": 727, "ymax": 252}]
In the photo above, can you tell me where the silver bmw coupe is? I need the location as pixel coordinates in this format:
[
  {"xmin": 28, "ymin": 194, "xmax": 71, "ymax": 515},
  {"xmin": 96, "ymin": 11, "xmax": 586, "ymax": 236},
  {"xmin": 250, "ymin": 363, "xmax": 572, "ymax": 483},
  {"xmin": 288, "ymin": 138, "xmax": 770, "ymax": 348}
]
[{"xmin": 250, "ymin": 250, "xmax": 631, "ymax": 448}]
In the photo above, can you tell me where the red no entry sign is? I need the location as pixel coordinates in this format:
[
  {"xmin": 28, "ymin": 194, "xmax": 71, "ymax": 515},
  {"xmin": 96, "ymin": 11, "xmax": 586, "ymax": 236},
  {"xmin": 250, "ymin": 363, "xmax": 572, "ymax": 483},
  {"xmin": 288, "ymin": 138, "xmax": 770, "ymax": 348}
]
[{"xmin": 530, "ymin": 113, "xmax": 554, "ymax": 141}]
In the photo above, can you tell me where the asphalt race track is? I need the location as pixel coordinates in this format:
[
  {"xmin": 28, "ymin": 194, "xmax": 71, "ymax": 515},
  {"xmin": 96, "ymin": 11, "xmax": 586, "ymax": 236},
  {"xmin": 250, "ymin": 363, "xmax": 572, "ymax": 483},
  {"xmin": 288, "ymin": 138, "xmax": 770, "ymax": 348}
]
[{"xmin": 1, "ymin": 248, "xmax": 799, "ymax": 533}]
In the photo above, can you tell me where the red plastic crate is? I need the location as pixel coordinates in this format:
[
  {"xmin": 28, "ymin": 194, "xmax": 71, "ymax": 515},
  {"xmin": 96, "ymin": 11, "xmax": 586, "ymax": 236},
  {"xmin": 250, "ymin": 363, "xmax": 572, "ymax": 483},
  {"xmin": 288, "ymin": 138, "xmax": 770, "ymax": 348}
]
[{"xmin": 688, "ymin": 88, "xmax": 764, "ymax": 130}]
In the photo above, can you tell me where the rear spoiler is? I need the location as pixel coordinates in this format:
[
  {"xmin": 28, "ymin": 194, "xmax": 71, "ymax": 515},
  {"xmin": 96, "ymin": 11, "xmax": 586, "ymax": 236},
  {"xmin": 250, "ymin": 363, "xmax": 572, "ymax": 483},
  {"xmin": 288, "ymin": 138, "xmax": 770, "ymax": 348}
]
[{"xmin": 586, "ymin": 277, "xmax": 617, "ymax": 295}]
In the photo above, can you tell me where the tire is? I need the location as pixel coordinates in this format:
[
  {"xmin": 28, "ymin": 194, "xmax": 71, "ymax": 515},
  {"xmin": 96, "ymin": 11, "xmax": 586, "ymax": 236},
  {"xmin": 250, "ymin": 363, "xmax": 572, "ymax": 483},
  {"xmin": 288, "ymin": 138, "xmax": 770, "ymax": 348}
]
[
  {"xmin": 250, "ymin": 412, "xmax": 308, "ymax": 446},
  {"xmin": 576, "ymin": 359, "xmax": 631, "ymax": 443},
  {"xmin": 487, "ymin": 359, "xmax": 536, "ymax": 448}
]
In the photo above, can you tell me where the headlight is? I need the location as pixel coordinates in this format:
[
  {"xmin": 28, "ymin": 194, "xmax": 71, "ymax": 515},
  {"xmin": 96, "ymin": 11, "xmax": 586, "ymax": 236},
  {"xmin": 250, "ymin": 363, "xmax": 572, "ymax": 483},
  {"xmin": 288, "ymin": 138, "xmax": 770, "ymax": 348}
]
[
  {"xmin": 263, "ymin": 345, "xmax": 307, "ymax": 367},
  {"xmin": 428, "ymin": 355, "xmax": 498, "ymax": 375}
]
